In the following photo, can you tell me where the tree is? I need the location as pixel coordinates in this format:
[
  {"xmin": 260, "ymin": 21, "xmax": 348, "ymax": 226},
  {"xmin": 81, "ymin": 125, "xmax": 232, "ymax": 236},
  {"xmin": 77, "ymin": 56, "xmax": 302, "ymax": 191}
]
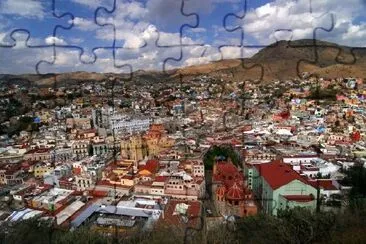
[
  {"xmin": 203, "ymin": 145, "xmax": 241, "ymax": 170},
  {"xmin": 88, "ymin": 144, "xmax": 94, "ymax": 156},
  {"xmin": 340, "ymin": 164, "xmax": 366, "ymax": 213},
  {"xmin": 308, "ymin": 85, "xmax": 338, "ymax": 100}
]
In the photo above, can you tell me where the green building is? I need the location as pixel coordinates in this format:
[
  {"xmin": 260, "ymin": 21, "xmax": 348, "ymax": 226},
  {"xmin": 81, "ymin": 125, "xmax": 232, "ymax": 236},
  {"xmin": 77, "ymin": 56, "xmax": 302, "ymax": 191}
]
[{"xmin": 251, "ymin": 160, "xmax": 317, "ymax": 215}]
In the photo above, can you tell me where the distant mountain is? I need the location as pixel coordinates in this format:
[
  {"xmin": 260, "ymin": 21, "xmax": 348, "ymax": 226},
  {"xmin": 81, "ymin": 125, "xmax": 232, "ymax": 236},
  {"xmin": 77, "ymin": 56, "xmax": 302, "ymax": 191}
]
[
  {"xmin": 177, "ymin": 39, "xmax": 366, "ymax": 81},
  {"xmin": 1, "ymin": 39, "xmax": 366, "ymax": 86}
]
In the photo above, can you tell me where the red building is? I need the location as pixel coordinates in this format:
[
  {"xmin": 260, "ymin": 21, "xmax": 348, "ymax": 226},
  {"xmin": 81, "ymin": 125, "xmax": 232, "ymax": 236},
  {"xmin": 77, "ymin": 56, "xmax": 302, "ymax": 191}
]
[{"xmin": 212, "ymin": 161, "xmax": 257, "ymax": 217}]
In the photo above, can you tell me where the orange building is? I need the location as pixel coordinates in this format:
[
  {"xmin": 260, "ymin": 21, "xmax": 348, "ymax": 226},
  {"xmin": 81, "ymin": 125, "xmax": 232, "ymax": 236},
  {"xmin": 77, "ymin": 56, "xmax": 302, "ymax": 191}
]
[
  {"xmin": 120, "ymin": 124, "xmax": 175, "ymax": 162},
  {"xmin": 144, "ymin": 124, "xmax": 175, "ymax": 156},
  {"xmin": 213, "ymin": 161, "xmax": 257, "ymax": 217},
  {"xmin": 138, "ymin": 160, "xmax": 159, "ymax": 176}
]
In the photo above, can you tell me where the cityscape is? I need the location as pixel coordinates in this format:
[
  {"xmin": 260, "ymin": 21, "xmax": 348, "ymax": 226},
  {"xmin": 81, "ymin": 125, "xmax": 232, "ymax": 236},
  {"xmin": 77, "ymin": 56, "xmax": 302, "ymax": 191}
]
[{"xmin": 1, "ymin": 0, "xmax": 366, "ymax": 243}]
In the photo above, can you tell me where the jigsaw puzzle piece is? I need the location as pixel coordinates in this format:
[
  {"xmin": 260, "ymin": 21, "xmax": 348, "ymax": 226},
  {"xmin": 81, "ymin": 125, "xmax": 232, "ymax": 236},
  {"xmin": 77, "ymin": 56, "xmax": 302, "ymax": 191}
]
[
  {"xmin": 109, "ymin": 23, "xmax": 183, "ymax": 73},
  {"xmin": 217, "ymin": 1, "xmax": 273, "ymax": 81},
  {"xmin": 220, "ymin": 0, "xmax": 343, "ymax": 81},
  {"xmin": 154, "ymin": 0, "xmax": 204, "ymax": 71},
  {"xmin": 0, "ymin": 30, "xmax": 54, "ymax": 75},
  {"xmin": 222, "ymin": 0, "xmax": 336, "ymax": 49},
  {"xmin": 283, "ymin": 13, "xmax": 356, "ymax": 78},
  {"xmin": 92, "ymin": 0, "xmax": 194, "ymax": 73},
  {"xmin": 47, "ymin": 0, "xmax": 116, "ymax": 64},
  {"xmin": 280, "ymin": 0, "xmax": 355, "ymax": 77},
  {"xmin": 161, "ymin": 0, "xmax": 239, "ymax": 69},
  {"xmin": 304, "ymin": 0, "xmax": 360, "ymax": 67},
  {"xmin": 151, "ymin": 0, "xmax": 201, "ymax": 48},
  {"xmin": 36, "ymin": 46, "xmax": 132, "ymax": 76},
  {"xmin": 0, "ymin": 0, "xmax": 73, "ymax": 48},
  {"xmin": 162, "ymin": 0, "xmax": 262, "ymax": 78},
  {"xmin": 222, "ymin": 0, "xmax": 281, "ymax": 48}
]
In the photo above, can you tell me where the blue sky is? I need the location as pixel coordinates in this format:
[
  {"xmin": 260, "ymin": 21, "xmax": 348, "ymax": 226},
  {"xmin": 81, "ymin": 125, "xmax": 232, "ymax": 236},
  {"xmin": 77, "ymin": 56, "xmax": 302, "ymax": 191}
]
[{"xmin": 0, "ymin": 0, "xmax": 366, "ymax": 74}]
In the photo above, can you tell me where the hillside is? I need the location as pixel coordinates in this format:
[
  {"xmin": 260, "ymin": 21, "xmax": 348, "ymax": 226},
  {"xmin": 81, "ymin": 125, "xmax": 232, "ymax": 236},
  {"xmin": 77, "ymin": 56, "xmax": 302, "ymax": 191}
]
[
  {"xmin": 1, "ymin": 39, "xmax": 366, "ymax": 86},
  {"xmin": 177, "ymin": 39, "xmax": 366, "ymax": 81}
]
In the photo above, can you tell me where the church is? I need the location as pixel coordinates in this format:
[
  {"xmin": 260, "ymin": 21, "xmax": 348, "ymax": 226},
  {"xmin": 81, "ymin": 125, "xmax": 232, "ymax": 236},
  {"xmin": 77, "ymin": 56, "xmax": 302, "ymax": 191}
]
[{"xmin": 212, "ymin": 161, "xmax": 257, "ymax": 217}]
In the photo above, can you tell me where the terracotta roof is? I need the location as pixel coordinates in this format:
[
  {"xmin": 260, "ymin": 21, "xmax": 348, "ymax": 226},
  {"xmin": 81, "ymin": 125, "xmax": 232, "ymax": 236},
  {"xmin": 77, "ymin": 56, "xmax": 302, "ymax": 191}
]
[
  {"xmin": 231, "ymin": 139, "xmax": 242, "ymax": 146},
  {"xmin": 213, "ymin": 162, "xmax": 243, "ymax": 187},
  {"xmin": 282, "ymin": 194, "xmax": 315, "ymax": 202},
  {"xmin": 136, "ymin": 181, "xmax": 153, "ymax": 187},
  {"xmin": 25, "ymin": 148, "xmax": 51, "ymax": 154},
  {"xmin": 255, "ymin": 161, "xmax": 314, "ymax": 190},
  {"xmin": 139, "ymin": 160, "xmax": 159, "ymax": 174},
  {"xmin": 315, "ymin": 180, "xmax": 338, "ymax": 191},
  {"xmin": 159, "ymin": 200, "xmax": 201, "ymax": 228},
  {"xmin": 216, "ymin": 162, "xmax": 238, "ymax": 175},
  {"xmin": 154, "ymin": 176, "xmax": 167, "ymax": 182},
  {"xmin": 91, "ymin": 190, "xmax": 109, "ymax": 197}
]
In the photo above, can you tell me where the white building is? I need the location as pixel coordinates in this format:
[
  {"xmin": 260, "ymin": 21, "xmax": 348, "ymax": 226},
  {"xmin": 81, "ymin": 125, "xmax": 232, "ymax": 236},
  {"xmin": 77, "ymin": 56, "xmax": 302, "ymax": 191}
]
[{"xmin": 111, "ymin": 118, "xmax": 151, "ymax": 134}]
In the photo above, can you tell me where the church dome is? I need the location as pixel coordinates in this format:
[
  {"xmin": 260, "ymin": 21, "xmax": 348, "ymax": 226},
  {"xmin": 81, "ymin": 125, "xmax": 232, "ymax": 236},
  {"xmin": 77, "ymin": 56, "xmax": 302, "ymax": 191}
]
[
  {"xmin": 226, "ymin": 182, "xmax": 244, "ymax": 200},
  {"xmin": 216, "ymin": 185, "xmax": 226, "ymax": 198}
]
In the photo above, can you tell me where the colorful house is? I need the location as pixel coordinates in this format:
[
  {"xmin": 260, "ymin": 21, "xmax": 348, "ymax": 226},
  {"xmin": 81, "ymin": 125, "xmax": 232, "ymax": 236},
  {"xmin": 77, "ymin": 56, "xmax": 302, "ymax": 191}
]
[
  {"xmin": 138, "ymin": 160, "xmax": 159, "ymax": 176},
  {"xmin": 252, "ymin": 160, "xmax": 317, "ymax": 215}
]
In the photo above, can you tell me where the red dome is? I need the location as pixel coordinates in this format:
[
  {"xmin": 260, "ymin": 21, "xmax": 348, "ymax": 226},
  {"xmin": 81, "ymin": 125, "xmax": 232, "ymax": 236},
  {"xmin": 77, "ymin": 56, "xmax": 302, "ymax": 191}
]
[
  {"xmin": 216, "ymin": 185, "xmax": 226, "ymax": 197},
  {"xmin": 216, "ymin": 162, "xmax": 238, "ymax": 175},
  {"xmin": 226, "ymin": 182, "xmax": 244, "ymax": 200}
]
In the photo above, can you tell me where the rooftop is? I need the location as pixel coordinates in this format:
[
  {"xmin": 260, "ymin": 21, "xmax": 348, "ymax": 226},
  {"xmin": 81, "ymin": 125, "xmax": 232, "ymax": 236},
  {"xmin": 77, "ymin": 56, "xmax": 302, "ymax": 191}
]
[{"xmin": 255, "ymin": 160, "xmax": 314, "ymax": 190}]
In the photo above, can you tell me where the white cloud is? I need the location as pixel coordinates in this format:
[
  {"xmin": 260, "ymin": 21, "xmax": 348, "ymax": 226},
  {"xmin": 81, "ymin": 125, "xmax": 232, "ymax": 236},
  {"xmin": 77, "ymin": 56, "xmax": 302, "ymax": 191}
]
[
  {"xmin": 0, "ymin": 32, "xmax": 8, "ymax": 45},
  {"xmin": 3, "ymin": 0, "xmax": 366, "ymax": 74},
  {"xmin": 189, "ymin": 28, "xmax": 207, "ymax": 33},
  {"xmin": 70, "ymin": 17, "xmax": 98, "ymax": 31},
  {"xmin": 235, "ymin": 0, "xmax": 366, "ymax": 46},
  {"xmin": 69, "ymin": 38, "xmax": 84, "ymax": 44},
  {"xmin": 70, "ymin": 0, "xmax": 107, "ymax": 8},
  {"xmin": 0, "ymin": 0, "xmax": 44, "ymax": 19},
  {"xmin": 45, "ymin": 36, "xmax": 67, "ymax": 45},
  {"xmin": 0, "ymin": 46, "xmax": 54, "ymax": 74}
]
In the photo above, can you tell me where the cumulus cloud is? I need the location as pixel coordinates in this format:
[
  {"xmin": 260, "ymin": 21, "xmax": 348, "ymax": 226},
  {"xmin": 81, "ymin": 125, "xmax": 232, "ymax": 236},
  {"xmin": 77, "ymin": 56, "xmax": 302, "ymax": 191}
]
[
  {"xmin": 45, "ymin": 36, "xmax": 67, "ymax": 45},
  {"xmin": 69, "ymin": 17, "xmax": 98, "ymax": 31},
  {"xmin": 2, "ymin": 0, "xmax": 366, "ymax": 74},
  {"xmin": 0, "ymin": 0, "xmax": 44, "ymax": 19},
  {"xmin": 237, "ymin": 0, "xmax": 366, "ymax": 46}
]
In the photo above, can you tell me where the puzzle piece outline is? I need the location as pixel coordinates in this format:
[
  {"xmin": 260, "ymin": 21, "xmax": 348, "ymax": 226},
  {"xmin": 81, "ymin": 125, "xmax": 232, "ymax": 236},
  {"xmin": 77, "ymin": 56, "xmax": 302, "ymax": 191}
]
[
  {"xmin": 36, "ymin": 0, "xmax": 138, "ymax": 81},
  {"xmin": 156, "ymin": 0, "xmax": 206, "ymax": 73}
]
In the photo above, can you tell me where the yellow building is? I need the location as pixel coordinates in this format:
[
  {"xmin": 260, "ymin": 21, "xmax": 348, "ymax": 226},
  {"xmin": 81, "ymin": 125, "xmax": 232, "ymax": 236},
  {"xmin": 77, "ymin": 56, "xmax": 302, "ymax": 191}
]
[
  {"xmin": 102, "ymin": 168, "xmax": 136, "ymax": 187},
  {"xmin": 120, "ymin": 124, "xmax": 175, "ymax": 162},
  {"xmin": 120, "ymin": 135, "xmax": 148, "ymax": 161},
  {"xmin": 144, "ymin": 124, "xmax": 175, "ymax": 156},
  {"xmin": 34, "ymin": 164, "xmax": 54, "ymax": 178}
]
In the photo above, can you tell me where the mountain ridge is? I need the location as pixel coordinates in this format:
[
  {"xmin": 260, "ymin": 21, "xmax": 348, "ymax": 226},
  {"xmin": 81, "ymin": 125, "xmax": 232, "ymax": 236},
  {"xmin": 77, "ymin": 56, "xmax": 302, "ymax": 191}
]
[{"xmin": 1, "ymin": 39, "xmax": 365, "ymax": 86}]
